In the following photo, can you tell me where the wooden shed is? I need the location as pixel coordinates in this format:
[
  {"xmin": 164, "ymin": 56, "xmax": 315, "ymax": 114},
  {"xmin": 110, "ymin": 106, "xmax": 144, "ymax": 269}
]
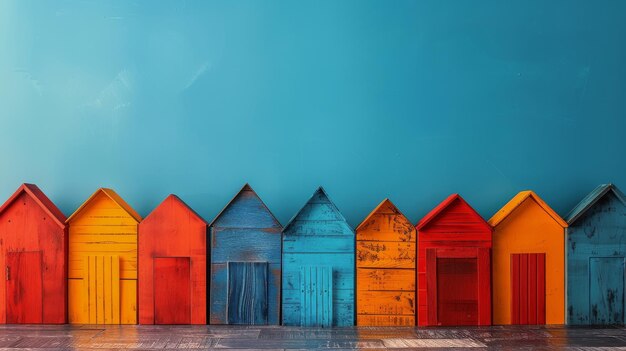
[
  {"xmin": 209, "ymin": 184, "xmax": 282, "ymax": 325},
  {"xmin": 356, "ymin": 199, "xmax": 416, "ymax": 326},
  {"xmin": 0, "ymin": 184, "xmax": 67, "ymax": 324},
  {"xmin": 416, "ymin": 194, "xmax": 492, "ymax": 326},
  {"xmin": 67, "ymin": 188, "xmax": 142, "ymax": 324},
  {"xmin": 282, "ymin": 187, "xmax": 355, "ymax": 327},
  {"xmin": 139, "ymin": 195, "xmax": 208, "ymax": 325},
  {"xmin": 489, "ymin": 191, "xmax": 567, "ymax": 325},
  {"xmin": 566, "ymin": 184, "xmax": 626, "ymax": 325}
]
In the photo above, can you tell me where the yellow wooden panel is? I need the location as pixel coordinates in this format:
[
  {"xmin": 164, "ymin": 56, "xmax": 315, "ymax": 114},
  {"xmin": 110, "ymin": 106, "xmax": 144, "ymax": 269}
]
[
  {"xmin": 70, "ymin": 225, "xmax": 138, "ymax": 235},
  {"xmin": 357, "ymin": 291, "xmax": 415, "ymax": 315},
  {"xmin": 356, "ymin": 241, "xmax": 416, "ymax": 268},
  {"xmin": 71, "ymin": 242, "xmax": 137, "ymax": 253},
  {"xmin": 71, "ymin": 234, "xmax": 137, "ymax": 244},
  {"xmin": 97, "ymin": 256, "xmax": 105, "ymax": 324},
  {"xmin": 111, "ymin": 257, "xmax": 121, "ymax": 324},
  {"xmin": 120, "ymin": 279, "xmax": 137, "ymax": 324},
  {"xmin": 68, "ymin": 279, "xmax": 85, "ymax": 324},
  {"xmin": 357, "ymin": 315, "xmax": 415, "ymax": 326}
]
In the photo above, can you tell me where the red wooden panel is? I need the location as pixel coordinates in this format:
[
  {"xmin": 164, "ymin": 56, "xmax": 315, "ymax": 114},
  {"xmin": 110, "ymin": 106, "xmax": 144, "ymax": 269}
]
[
  {"xmin": 154, "ymin": 257, "xmax": 191, "ymax": 324},
  {"xmin": 477, "ymin": 248, "xmax": 491, "ymax": 325},
  {"xmin": 519, "ymin": 254, "xmax": 528, "ymax": 324},
  {"xmin": 436, "ymin": 258, "xmax": 478, "ymax": 326},
  {"xmin": 528, "ymin": 254, "xmax": 538, "ymax": 324},
  {"xmin": 536, "ymin": 253, "xmax": 546, "ymax": 325},
  {"xmin": 426, "ymin": 249, "xmax": 438, "ymax": 325},
  {"xmin": 6, "ymin": 252, "xmax": 43, "ymax": 324},
  {"xmin": 511, "ymin": 254, "xmax": 520, "ymax": 324}
]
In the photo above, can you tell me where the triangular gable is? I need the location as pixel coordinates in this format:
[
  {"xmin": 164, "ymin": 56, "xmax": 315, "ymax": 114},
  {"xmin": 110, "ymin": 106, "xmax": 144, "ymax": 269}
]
[
  {"xmin": 66, "ymin": 188, "xmax": 142, "ymax": 223},
  {"xmin": 0, "ymin": 183, "xmax": 66, "ymax": 228},
  {"xmin": 417, "ymin": 193, "xmax": 491, "ymax": 231},
  {"xmin": 209, "ymin": 183, "xmax": 281, "ymax": 227},
  {"xmin": 283, "ymin": 186, "xmax": 353, "ymax": 233},
  {"xmin": 566, "ymin": 183, "xmax": 626, "ymax": 225},
  {"xmin": 356, "ymin": 198, "xmax": 411, "ymax": 231},
  {"xmin": 488, "ymin": 190, "xmax": 567, "ymax": 228},
  {"xmin": 143, "ymin": 194, "xmax": 208, "ymax": 225}
]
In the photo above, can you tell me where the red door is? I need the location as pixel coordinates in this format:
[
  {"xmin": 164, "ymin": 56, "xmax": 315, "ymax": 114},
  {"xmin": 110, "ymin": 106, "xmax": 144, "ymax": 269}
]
[
  {"xmin": 437, "ymin": 258, "xmax": 478, "ymax": 325},
  {"xmin": 6, "ymin": 251, "xmax": 43, "ymax": 323},
  {"xmin": 154, "ymin": 257, "xmax": 191, "ymax": 324},
  {"xmin": 511, "ymin": 253, "xmax": 546, "ymax": 325}
]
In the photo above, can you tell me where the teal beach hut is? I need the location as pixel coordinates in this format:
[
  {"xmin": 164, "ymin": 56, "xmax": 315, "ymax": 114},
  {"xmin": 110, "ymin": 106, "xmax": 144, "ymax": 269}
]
[
  {"xmin": 566, "ymin": 184, "xmax": 626, "ymax": 325},
  {"xmin": 209, "ymin": 184, "xmax": 282, "ymax": 325},
  {"xmin": 282, "ymin": 187, "xmax": 355, "ymax": 327}
]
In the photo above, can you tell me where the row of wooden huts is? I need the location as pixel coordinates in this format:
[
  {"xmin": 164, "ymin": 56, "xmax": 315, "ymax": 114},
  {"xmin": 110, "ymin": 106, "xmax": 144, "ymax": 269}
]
[{"xmin": 0, "ymin": 183, "xmax": 624, "ymax": 326}]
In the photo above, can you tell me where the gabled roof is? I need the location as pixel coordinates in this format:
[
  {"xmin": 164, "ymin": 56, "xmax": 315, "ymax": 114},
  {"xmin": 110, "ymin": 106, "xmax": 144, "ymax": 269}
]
[
  {"xmin": 143, "ymin": 194, "xmax": 208, "ymax": 224},
  {"xmin": 283, "ymin": 186, "xmax": 353, "ymax": 233},
  {"xmin": 356, "ymin": 198, "xmax": 410, "ymax": 231},
  {"xmin": 417, "ymin": 193, "xmax": 491, "ymax": 231},
  {"xmin": 566, "ymin": 183, "xmax": 626, "ymax": 225},
  {"xmin": 488, "ymin": 190, "xmax": 567, "ymax": 228},
  {"xmin": 0, "ymin": 183, "xmax": 66, "ymax": 228},
  {"xmin": 209, "ymin": 183, "xmax": 281, "ymax": 227},
  {"xmin": 66, "ymin": 188, "xmax": 142, "ymax": 223}
]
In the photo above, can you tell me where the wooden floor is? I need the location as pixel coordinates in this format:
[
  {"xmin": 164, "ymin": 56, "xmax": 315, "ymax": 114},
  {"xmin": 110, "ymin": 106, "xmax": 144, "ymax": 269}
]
[{"xmin": 0, "ymin": 325, "xmax": 625, "ymax": 350}]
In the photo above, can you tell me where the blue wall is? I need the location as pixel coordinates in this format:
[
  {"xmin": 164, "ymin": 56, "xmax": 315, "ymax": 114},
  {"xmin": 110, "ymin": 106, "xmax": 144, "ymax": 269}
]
[{"xmin": 1, "ymin": 0, "xmax": 625, "ymax": 226}]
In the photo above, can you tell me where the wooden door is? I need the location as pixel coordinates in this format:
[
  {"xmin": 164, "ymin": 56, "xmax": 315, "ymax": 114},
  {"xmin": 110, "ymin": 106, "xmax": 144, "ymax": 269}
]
[
  {"xmin": 84, "ymin": 255, "xmax": 120, "ymax": 324},
  {"xmin": 511, "ymin": 253, "xmax": 546, "ymax": 324},
  {"xmin": 154, "ymin": 257, "xmax": 191, "ymax": 324},
  {"xmin": 589, "ymin": 257, "xmax": 624, "ymax": 325},
  {"xmin": 227, "ymin": 262, "xmax": 268, "ymax": 325},
  {"xmin": 5, "ymin": 251, "xmax": 43, "ymax": 323},
  {"xmin": 300, "ymin": 266, "xmax": 333, "ymax": 327},
  {"xmin": 436, "ymin": 258, "xmax": 478, "ymax": 325}
]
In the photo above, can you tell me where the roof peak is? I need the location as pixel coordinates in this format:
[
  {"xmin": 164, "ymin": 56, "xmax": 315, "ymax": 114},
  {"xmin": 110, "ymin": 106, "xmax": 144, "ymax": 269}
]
[
  {"xmin": 0, "ymin": 183, "xmax": 66, "ymax": 228},
  {"xmin": 66, "ymin": 188, "xmax": 141, "ymax": 223},
  {"xmin": 566, "ymin": 183, "xmax": 626, "ymax": 224},
  {"xmin": 489, "ymin": 190, "xmax": 567, "ymax": 228}
]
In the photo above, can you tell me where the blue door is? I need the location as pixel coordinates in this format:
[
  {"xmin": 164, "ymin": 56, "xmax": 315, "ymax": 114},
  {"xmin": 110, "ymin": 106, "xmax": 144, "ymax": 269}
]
[
  {"xmin": 589, "ymin": 257, "xmax": 624, "ymax": 325},
  {"xmin": 227, "ymin": 262, "xmax": 268, "ymax": 325},
  {"xmin": 300, "ymin": 266, "xmax": 333, "ymax": 327}
]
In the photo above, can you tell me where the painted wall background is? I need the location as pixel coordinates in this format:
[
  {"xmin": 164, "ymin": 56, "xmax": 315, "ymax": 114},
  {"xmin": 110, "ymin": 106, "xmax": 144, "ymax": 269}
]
[{"xmin": 1, "ymin": 0, "xmax": 625, "ymax": 226}]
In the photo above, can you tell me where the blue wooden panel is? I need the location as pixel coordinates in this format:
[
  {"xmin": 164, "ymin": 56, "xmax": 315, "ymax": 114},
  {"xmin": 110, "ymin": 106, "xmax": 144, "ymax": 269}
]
[
  {"xmin": 227, "ymin": 262, "xmax": 268, "ymax": 325},
  {"xmin": 282, "ymin": 187, "xmax": 355, "ymax": 326},
  {"xmin": 300, "ymin": 266, "xmax": 332, "ymax": 327},
  {"xmin": 567, "ymin": 186, "xmax": 626, "ymax": 325},
  {"xmin": 210, "ymin": 185, "xmax": 283, "ymax": 325},
  {"xmin": 211, "ymin": 228, "xmax": 282, "ymax": 263},
  {"xmin": 589, "ymin": 258, "xmax": 624, "ymax": 325}
]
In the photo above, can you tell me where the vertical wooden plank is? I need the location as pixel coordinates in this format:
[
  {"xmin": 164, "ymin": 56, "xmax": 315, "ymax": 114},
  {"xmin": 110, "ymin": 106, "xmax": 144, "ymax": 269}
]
[
  {"xmin": 519, "ymin": 254, "xmax": 528, "ymax": 324},
  {"xmin": 96, "ymin": 256, "xmax": 105, "ymax": 324},
  {"xmin": 527, "ymin": 254, "xmax": 537, "ymax": 324},
  {"xmin": 88, "ymin": 256, "xmax": 97, "ymax": 324},
  {"xmin": 104, "ymin": 255, "xmax": 112, "ymax": 324},
  {"xmin": 227, "ymin": 262, "xmax": 268, "ymax": 325},
  {"xmin": 537, "ymin": 253, "xmax": 546, "ymax": 324},
  {"xmin": 426, "ymin": 249, "xmax": 438, "ymax": 325},
  {"xmin": 477, "ymin": 248, "xmax": 491, "ymax": 325},
  {"xmin": 511, "ymin": 254, "xmax": 520, "ymax": 325},
  {"xmin": 154, "ymin": 257, "xmax": 191, "ymax": 324},
  {"xmin": 111, "ymin": 256, "xmax": 120, "ymax": 324}
]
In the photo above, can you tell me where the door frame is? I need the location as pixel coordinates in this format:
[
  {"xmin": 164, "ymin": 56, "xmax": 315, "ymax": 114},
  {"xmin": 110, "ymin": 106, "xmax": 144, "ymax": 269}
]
[{"xmin": 426, "ymin": 247, "xmax": 491, "ymax": 326}]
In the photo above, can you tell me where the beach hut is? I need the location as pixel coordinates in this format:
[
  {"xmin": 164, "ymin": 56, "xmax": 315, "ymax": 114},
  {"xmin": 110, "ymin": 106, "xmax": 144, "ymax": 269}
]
[
  {"xmin": 0, "ymin": 184, "xmax": 67, "ymax": 324},
  {"xmin": 416, "ymin": 194, "xmax": 492, "ymax": 326},
  {"xmin": 356, "ymin": 199, "xmax": 416, "ymax": 326},
  {"xmin": 489, "ymin": 191, "xmax": 567, "ymax": 325},
  {"xmin": 209, "ymin": 184, "xmax": 282, "ymax": 325},
  {"xmin": 566, "ymin": 184, "xmax": 626, "ymax": 325},
  {"xmin": 282, "ymin": 187, "xmax": 355, "ymax": 327},
  {"xmin": 138, "ymin": 195, "xmax": 208, "ymax": 325},
  {"xmin": 67, "ymin": 188, "xmax": 142, "ymax": 324}
]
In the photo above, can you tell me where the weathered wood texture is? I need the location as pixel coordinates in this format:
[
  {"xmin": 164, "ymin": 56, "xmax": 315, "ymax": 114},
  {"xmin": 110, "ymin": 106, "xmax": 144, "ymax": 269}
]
[
  {"xmin": 356, "ymin": 199, "xmax": 416, "ymax": 326},
  {"xmin": 417, "ymin": 194, "xmax": 492, "ymax": 327},
  {"xmin": 511, "ymin": 253, "xmax": 546, "ymax": 325},
  {"xmin": 0, "ymin": 184, "xmax": 67, "ymax": 324},
  {"xmin": 489, "ymin": 191, "xmax": 567, "ymax": 325},
  {"xmin": 282, "ymin": 187, "xmax": 355, "ymax": 327},
  {"xmin": 209, "ymin": 184, "xmax": 282, "ymax": 325},
  {"xmin": 566, "ymin": 184, "xmax": 626, "ymax": 325},
  {"xmin": 67, "ymin": 188, "xmax": 142, "ymax": 324},
  {"xmin": 138, "ymin": 195, "xmax": 207, "ymax": 325}
]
